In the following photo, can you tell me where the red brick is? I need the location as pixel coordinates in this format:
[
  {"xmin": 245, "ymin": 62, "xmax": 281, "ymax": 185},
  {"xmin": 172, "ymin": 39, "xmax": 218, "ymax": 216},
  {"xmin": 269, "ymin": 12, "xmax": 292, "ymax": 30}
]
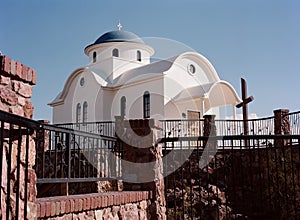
[
  {"xmin": 21, "ymin": 65, "xmax": 28, "ymax": 81},
  {"xmin": 40, "ymin": 202, "xmax": 46, "ymax": 218},
  {"xmin": 32, "ymin": 70, "xmax": 37, "ymax": 85},
  {"xmin": 55, "ymin": 201, "xmax": 60, "ymax": 216},
  {"xmin": 70, "ymin": 199, "xmax": 75, "ymax": 212},
  {"xmin": 50, "ymin": 202, "xmax": 56, "ymax": 216},
  {"xmin": 121, "ymin": 193, "xmax": 125, "ymax": 204},
  {"xmin": 27, "ymin": 68, "xmax": 32, "ymax": 82},
  {"xmin": 15, "ymin": 61, "xmax": 22, "ymax": 79},
  {"xmin": 36, "ymin": 203, "xmax": 40, "ymax": 217},
  {"xmin": 78, "ymin": 198, "xmax": 83, "ymax": 212},
  {"xmin": 74, "ymin": 199, "xmax": 79, "ymax": 212},
  {"xmin": 45, "ymin": 202, "xmax": 51, "ymax": 217},
  {"xmin": 91, "ymin": 197, "xmax": 96, "ymax": 209},
  {"xmin": 65, "ymin": 200, "xmax": 70, "ymax": 213},
  {"xmin": 2, "ymin": 56, "xmax": 11, "ymax": 74},
  {"xmin": 102, "ymin": 195, "xmax": 107, "ymax": 207},
  {"xmin": 83, "ymin": 198, "xmax": 87, "ymax": 209},
  {"xmin": 86, "ymin": 197, "xmax": 91, "ymax": 209},
  {"xmin": 60, "ymin": 200, "xmax": 66, "ymax": 214},
  {"xmin": 10, "ymin": 59, "xmax": 16, "ymax": 75},
  {"xmin": 96, "ymin": 196, "xmax": 101, "ymax": 208},
  {"xmin": 108, "ymin": 195, "xmax": 113, "ymax": 206}
]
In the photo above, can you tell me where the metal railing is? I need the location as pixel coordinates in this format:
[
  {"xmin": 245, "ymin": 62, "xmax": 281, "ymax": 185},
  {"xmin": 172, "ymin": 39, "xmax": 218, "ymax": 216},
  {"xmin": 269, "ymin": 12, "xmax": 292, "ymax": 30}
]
[
  {"xmin": 160, "ymin": 134, "xmax": 300, "ymax": 220},
  {"xmin": 35, "ymin": 123, "xmax": 122, "ymax": 197},
  {"xmin": 0, "ymin": 110, "xmax": 35, "ymax": 219},
  {"xmin": 56, "ymin": 121, "xmax": 115, "ymax": 137},
  {"xmin": 161, "ymin": 116, "xmax": 275, "ymax": 138},
  {"xmin": 286, "ymin": 110, "xmax": 300, "ymax": 135}
]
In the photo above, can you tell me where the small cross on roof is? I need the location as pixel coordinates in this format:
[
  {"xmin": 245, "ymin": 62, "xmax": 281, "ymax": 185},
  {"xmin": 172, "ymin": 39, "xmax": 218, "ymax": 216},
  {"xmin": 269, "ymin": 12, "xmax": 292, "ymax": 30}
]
[{"xmin": 117, "ymin": 21, "xmax": 122, "ymax": 31}]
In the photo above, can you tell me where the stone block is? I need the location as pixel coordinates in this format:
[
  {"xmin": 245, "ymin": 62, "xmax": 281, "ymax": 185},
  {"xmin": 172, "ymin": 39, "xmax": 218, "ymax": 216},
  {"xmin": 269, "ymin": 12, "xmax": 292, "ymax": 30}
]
[
  {"xmin": 13, "ymin": 81, "xmax": 32, "ymax": 98},
  {"xmin": 9, "ymin": 105, "xmax": 24, "ymax": 117},
  {"xmin": 0, "ymin": 87, "xmax": 18, "ymax": 106},
  {"xmin": 0, "ymin": 75, "xmax": 10, "ymax": 85}
]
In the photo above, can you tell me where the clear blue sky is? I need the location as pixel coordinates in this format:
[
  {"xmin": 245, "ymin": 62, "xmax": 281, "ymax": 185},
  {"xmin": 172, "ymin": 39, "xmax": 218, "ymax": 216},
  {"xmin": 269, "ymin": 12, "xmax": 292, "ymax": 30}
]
[{"xmin": 1, "ymin": 0, "xmax": 300, "ymax": 120}]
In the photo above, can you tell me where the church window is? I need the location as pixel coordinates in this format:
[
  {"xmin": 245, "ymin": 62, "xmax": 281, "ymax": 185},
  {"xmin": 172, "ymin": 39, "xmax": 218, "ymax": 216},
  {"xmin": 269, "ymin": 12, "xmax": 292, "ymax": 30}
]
[
  {"xmin": 76, "ymin": 103, "xmax": 81, "ymax": 123},
  {"xmin": 137, "ymin": 50, "xmax": 141, "ymax": 62},
  {"xmin": 143, "ymin": 91, "xmax": 150, "ymax": 118},
  {"xmin": 112, "ymin": 48, "xmax": 119, "ymax": 57},
  {"xmin": 93, "ymin": 51, "xmax": 97, "ymax": 63},
  {"xmin": 120, "ymin": 96, "xmax": 126, "ymax": 117},
  {"xmin": 187, "ymin": 64, "xmax": 196, "ymax": 74},
  {"xmin": 83, "ymin": 101, "xmax": 88, "ymax": 123},
  {"xmin": 80, "ymin": 77, "xmax": 85, "ymax": 86}
]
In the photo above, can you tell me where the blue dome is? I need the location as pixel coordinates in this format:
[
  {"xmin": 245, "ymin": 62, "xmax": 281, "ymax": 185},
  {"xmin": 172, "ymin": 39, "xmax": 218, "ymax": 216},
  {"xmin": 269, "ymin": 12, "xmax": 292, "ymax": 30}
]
[{"xmin": 86, "ymin": 30, "xmax": 144, "ymax": 49}]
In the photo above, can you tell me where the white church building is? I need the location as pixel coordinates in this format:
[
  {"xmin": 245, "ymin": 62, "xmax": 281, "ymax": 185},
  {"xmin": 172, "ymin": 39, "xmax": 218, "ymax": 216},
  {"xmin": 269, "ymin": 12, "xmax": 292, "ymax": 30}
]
[{"xmin": 49, "ymin": 25, "xmax": 242, "ymax": 124}]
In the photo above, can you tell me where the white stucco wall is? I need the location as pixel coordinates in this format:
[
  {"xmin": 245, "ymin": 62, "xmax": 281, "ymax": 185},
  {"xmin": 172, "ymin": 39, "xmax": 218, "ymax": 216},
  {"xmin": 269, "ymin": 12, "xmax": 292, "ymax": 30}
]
[{"xmin": 109, "ymin": 77, "xmax": 164, "ymax": 120}]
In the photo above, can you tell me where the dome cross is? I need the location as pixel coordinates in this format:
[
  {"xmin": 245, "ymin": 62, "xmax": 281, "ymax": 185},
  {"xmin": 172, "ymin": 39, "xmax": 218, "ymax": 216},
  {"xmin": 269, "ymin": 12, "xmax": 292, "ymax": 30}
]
[{"xmin": 117, "ymin": 21, "xmax": 122, "ymax": 31}]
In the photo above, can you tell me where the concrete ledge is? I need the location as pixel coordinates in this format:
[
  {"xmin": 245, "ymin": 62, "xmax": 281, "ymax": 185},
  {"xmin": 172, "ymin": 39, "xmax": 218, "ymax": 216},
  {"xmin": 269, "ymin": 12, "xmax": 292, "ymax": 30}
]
[{"xmin": 36, "ymin": 191, "xmax": 152, "ymax": 218}]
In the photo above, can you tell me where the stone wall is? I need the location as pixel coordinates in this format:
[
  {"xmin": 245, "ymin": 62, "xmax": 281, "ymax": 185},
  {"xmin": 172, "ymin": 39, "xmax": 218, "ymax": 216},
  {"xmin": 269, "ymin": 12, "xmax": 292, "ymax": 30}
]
[
  {"xmin": 0, "ymin": 54, "xmax": 37, "ymax": 219},
  {"xmin": 0, "ymin": 55, "xmax": 36, "ymax": 118},
  {"xmin": 115, "ymin": 117, "xmax": 166, "ymax": 220}
]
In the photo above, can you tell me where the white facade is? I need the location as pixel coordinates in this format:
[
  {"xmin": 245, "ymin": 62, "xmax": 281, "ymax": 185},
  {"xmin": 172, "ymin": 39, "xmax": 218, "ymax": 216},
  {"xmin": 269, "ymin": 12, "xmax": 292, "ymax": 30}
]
[{"xmin": 49, "ymin": 29, "xmax": 242, "ymax": 123}]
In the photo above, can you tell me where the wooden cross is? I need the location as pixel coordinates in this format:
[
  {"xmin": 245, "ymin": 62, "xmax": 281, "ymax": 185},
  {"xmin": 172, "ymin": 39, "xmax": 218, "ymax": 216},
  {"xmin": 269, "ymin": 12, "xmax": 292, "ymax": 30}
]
[{"xmin": 236, "ymin": 78, "xmax": 254, "ymax": 136}]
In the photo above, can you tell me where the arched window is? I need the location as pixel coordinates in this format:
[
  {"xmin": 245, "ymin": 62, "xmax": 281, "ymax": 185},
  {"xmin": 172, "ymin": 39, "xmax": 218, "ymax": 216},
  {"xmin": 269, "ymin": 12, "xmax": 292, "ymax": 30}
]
[
  {"xmin": 143, "ymin": 91, "xmax": 150, "ymax": 118},
  {"xmin": 76, "ymin": 103, "xmax": 81, "ymax": 123},
  {"xmin": 93, "ymin": 51, "xmax": 97, "ymax": 63},
  {"xmin": 137, "ymin": 50, "xmax": 141, "ymax": 62},
  {"xmin": 120, "ymin": 96, "xmax": 126, "ymax": 117},
  {"xmin": 112, "ymin": 48, "xmax": 119, "ymax": 57},
  {"xmin": 83, "ymin": 101, "xmax": 88, "ymax": 123}
]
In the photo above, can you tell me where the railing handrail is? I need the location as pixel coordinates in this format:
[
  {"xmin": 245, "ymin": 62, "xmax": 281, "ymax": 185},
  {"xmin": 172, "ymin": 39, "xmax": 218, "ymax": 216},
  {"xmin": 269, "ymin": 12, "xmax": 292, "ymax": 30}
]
[{"xmin": 158, "ymin": 134, "xmax": 300, "ymax": 142}]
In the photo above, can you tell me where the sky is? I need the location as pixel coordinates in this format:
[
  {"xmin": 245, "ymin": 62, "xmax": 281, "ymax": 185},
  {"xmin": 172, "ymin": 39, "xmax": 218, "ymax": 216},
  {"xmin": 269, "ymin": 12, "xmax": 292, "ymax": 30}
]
[{"xmin": 1, "ymin": 0, "xmax": 300, "ymax": 120}]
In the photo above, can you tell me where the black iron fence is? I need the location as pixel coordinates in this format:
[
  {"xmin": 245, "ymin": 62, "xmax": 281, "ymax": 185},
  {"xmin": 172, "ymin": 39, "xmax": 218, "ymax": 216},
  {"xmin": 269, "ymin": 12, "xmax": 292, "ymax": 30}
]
[
  {"xmin": 162, "ymin": 116, "xmax": 276, "ymax": 138},
  {"xmin": 35, "ymin": 123, "xmax": 122, "ymax": 197},
  {"xmin": 56, "ymin": 121, "xmax": 115, "ymax": 137},
  {"xmin": 159, "ymin": 135, "xmax": 300, "ymax": 220},
  {"xmin": 288, "ymin": 111, "xmax": 300, "ymax": 135},
  {"xmin": 0, "ymin": 110, "xmax": 35, "ymax": 219},
  {"xmin": 0, "ymin": 110, "xmax": 122, "ymax": 219}
]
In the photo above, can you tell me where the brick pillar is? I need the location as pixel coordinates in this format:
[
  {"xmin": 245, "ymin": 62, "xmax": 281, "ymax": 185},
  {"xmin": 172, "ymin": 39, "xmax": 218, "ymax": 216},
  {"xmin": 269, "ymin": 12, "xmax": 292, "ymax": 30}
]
[
  {"xmin": 274, "ymin": 109, "xmax": 290, "ymax": 146},
  {"xmin": 115, "ymin": 116, "xmax": 166, "ymax": 220},
  {"xmin": 0, "ymin": 54, "xmax": 37, "ymax": 219}
]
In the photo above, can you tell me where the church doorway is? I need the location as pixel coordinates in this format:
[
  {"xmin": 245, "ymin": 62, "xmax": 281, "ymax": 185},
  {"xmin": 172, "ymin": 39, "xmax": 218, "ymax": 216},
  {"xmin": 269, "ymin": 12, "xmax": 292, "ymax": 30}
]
[{"xmin": 187, "ymin": 110, "xmax": 201, "ymax": 137}]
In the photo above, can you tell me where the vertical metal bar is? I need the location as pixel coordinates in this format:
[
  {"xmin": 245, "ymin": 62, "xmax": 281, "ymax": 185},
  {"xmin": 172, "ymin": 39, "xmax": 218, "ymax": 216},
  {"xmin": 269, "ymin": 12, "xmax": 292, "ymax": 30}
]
[
  {"xmin": 24, "ymin": 128, "xmax": 30, "ymax": 219},
  {"xmin": 266, "ymin": 137, "xmax": 271, "ymax": 208},
  {"xmin": 65, "ymin": 132, "xmax": 70, "ymax": 195},
  {"xmin": 41, "ymin": 127, "xmax": 46, "ymax": 179},
  {"xmin": 15, "ymin": 126, "xmax": 22, "ymax": 219},
  {"xmin": 6, "ymin": 123, "xmax": 13, "ymax": 219},
  {"xmin": 180, "ymin": 140, "xmax": 184, "ymax": 219},
  {"xmin": 0, "ymin": 121, "xmax": 4, "ymax": 211},
  {"xmin": 77, "ymin": 135, "xmax": 81, "ymax": 178},
  {"xmin": 281, "ymin": 142, "xmax": 289, "ymax": 214},
  {"xmin": 290, "ymin": 144, "xmax": 297, "ymax": 217},
  {"xmin": 274, "ymin": 139, "xmax": 280, "ymax": 210}
]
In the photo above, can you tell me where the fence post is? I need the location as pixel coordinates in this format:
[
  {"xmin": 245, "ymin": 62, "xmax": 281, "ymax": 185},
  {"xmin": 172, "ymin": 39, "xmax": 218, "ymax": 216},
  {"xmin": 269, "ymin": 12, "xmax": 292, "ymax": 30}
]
[
  {"xmin": 203, "ymin": 115, "xmax": 216, "ymax": 137},
  {"xmin": 274, "ymin": 109, "xmax": 290, "ymax": 147},
  {"xmin": 115, "ymin": 116, "xmax": 166, "ymax": 220}
]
